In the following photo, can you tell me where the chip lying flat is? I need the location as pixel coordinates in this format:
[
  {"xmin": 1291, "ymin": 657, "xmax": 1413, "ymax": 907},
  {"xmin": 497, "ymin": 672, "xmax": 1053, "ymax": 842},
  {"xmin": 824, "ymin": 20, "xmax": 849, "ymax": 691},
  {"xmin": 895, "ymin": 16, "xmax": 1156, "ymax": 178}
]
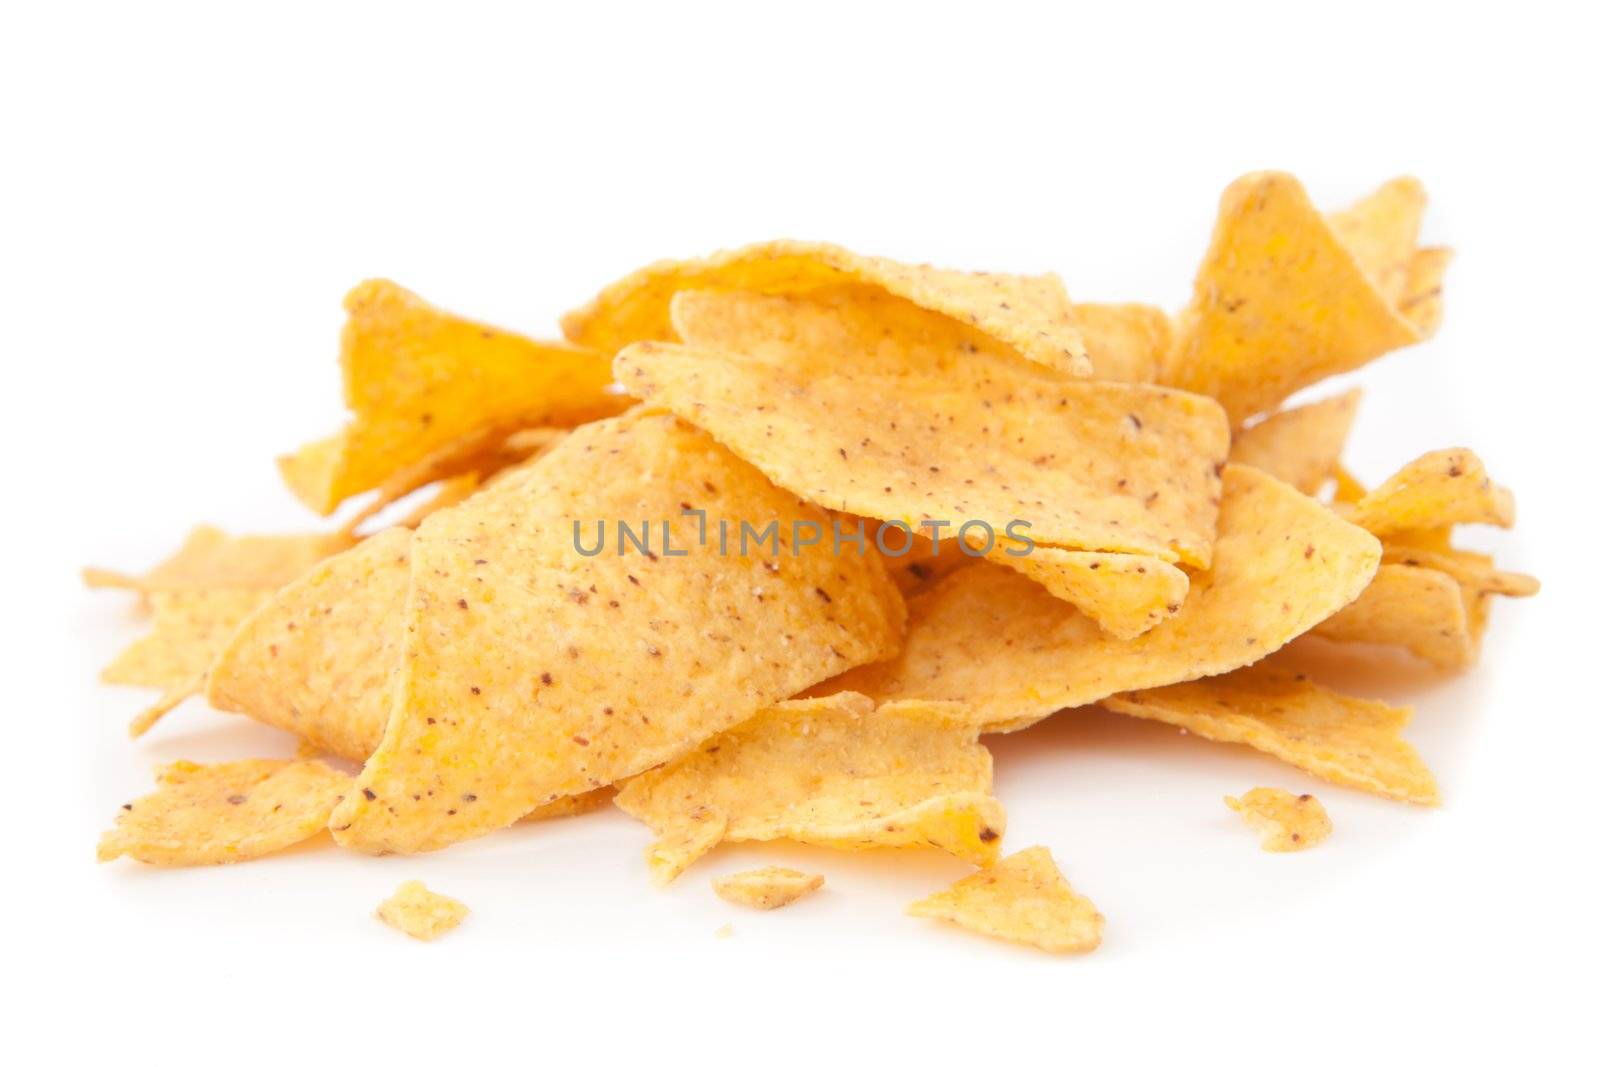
[
  {"xmin": 331, "ymin": 413, "xmax": 906, "ymax": 855},
  {"xmin": 98, "ymin": 759, "xmax": 348, "ymax": 866},
  {"xmin": 1163, "ymin": 173, "xmax": 1439, "ymax": 424},
  {"xmin": 615, "ymin": 340, "xmax": 1229, "ymax": 566},
  {"xmin": 816, "ymin": 465, "xmax": 1380, "ymax": 731},
  {"xmin": 84, "ymin": 525, "xmax": 346, "ymax": 593},
  {"xmin": 615, "ymin": 692, "xmax": 1002, "ymax": 883},
  {"xmin": 278, "ymin": 279, "xmax": 626, "ymax": 515},
  {"xmin": 1344, "ymin": 448, "xmax": 1515, "ymax": 539},
  {"xmin": 1225, "ymin": 788, "xmax": 1334, "ymax": 852},
  {"xmin": 562, "ymin": 239, "xmax": 1091, "ymax": 376},
  {"xmin": 907, "ymin": 846, "xmax": 1103, "ymax": 954},
  {"xmin": 1229, "ymin": 389, "xmax": 1362, "ymax": 496},
  {"xmin": 101, "ymin": 588, "xmax": 273, "ymax": 737},
  {"xmin": 207, "ymin": 528, "xmax": 413, "ymax": 761},
  {"xmin": 711, "ymin": 868, "xmax": 825, "ymax": 910},
  {"xmin": 376, "ymin": 881, "xmax": 468, "ymax": 941},
  {"xmin": 1099, "ymin": 664, "xmax": 1438, "ymax": 804},
  {"xmin": 1311, "ymin": 563, "xmax": 1475, "ymax": 669}
]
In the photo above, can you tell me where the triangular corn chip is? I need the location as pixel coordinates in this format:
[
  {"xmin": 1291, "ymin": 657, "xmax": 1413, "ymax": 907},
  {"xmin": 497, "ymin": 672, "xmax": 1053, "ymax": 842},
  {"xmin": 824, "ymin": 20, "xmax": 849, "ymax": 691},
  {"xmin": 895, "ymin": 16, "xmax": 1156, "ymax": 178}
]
[
  {"xmin": 1397, "ymin": 246, "xmax": 1452, "ymax": 339},
  {"xmin": 1311, "ymin": 563, "xmax": 1474, "ymax": 668},
  {"xmin": 1345, "ymin": 448, "xmax": 1515, "ymax": 538},
  {"xmin": 1229, "ymin": 388, "xmax": 1362, "ymax": 496},
  {"xmin": 1073, "ymin": 302, "xmax": 1171, "ymax": 384},
  {"xmin": 84, "ymin": 525, "xmax": 346, "ymax": 593},
  {"xmin": 907, "ymin": 846, "xmax": 1102, "ymax": 953},
  {"xmin": 98, "ymin": 759, "xmax": 348, "ymax": 866},
  {"xmin": 1100, "ymin": 663, "xmax": 1438, "ymax": 803},
  {"xmin": 1224, "ymin": 788, "xmax": 1334, "ymax": 851},
  {"xmin": 278, "ymin": 279, "xmax": 627, "ymax": 515},
  {"xmin": 208, "ymin": 528, "xmax": 413, "ymax": 761},
  {"xmin": 711, "ymin": 868, "xmax": 824, "ymax": 910},
  {"xmin": 1327, "ymin": 176, "xmax": 1427, "ymax": 305},
  {"xmin": 330, "ymin": 413, "xmax": 906, "ymax": 854},
  {"xmin": 614, "ymin": 692, "xmax": 1003, "ymax": 883},
  {"xmin": 1163, "ymin": 173, "xmax": 1433, "ymax": 424},
  {"xmin": 1382, "ymin": 543, "xmax": 1540, "ymax": 599},
  {"xmin": 616, "ymin": 340, "xmax": 1228, "ymax": 566},
  {"xmin": 816, "ymin": 465, "xmax": 1380, "ymax": 731},
  {"xmin": 562, "ymin": 239, "xmax": 1090, "ymax": 376},
  {"xmin": 101, "ymin": 588, "xmax": 273, "ymax": 737}
]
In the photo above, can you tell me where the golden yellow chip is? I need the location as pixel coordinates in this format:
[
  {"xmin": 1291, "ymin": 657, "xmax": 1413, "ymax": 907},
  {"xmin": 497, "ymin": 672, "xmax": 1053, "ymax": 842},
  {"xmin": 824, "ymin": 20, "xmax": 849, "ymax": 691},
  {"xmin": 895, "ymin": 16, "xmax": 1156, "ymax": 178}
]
[
  {"xmin": 984, "ymin": 545, "xmax": 1190, "ymax": 639},
  {"xmin": 101, "ymin": 587, "xmax": 273, "ymax": 737},
  {"xmin": 1229, "ymin": 388, "xmax": 1362, "ymax": 496},
  {"xmin": 1345, "ymin": 448, "xmax": 1515, "ymax": 538},
  {"xmin": 1327, "ymin": 176, "xmax": 1427, "ymax": 305},
  {"xmin": 1163, "ymin": 173, "xmax": 1433, "ymax": 424},
  {"xmin": 278, "ymin": 279, "xmax": 626, "ymax": 515},
  {"xmin": 616, "ymin": 340, "xmax": 1228, "ymax": 566},
  {"xmin": 817, "ymin": 465, "xmax": 1380, "ymax": 731},
  {"xmin": 615, "ymin": 692, "xmax": 1003, "ymax": 883},
  {"xmin": 711, "ymin": 868, "xmax": 825, "ymax": 910},
  {"xmin": 376, "ymin": 880, "xmax": 468, "ymax": 941},
  {"xmin": 562, "ymin": 240, "xmax": 1091, "ymax": 376},
  {"xmin": 871, "ymin": 525, "xmax": 975, "ymax": 598},
  {"xmin": 1396, "ymin": 246, "xmax": 1453, "ymax": 339},
  {"xmin": 1311, "ymin": 563, "xmax": 1475, "ymax": 668},
  {"xmin": 907, "ymin": 846, "xmax": 1102, "ymax": 953},
  {"xmin": 1100, "ymin": 663, "xmax": 1438, "ymax": 804},
  {"xmin": 84, "ymin": 525, "xmax": 345, "ymax": 594},
  {"xmin": 331, "ymin": 413, "xmax": 906, "ymax": 855},
  {"xmin": 98, "ymin": 759, "xmax": 348, "ymax": 866},
  {"xmin": 1382, "ymin": 543, "xmax": 1540, "ymax": 599},
  {"xmin": 1073, "ymin": 302, "xmax": 1171, "ymax": 384},
  {"xmin": 1225, "ymin": 788, "xmax": 1334, "ymax": 851},
  {"xmin": 208, "ymin": 528, "xmax": 413, "ymax": 761}
]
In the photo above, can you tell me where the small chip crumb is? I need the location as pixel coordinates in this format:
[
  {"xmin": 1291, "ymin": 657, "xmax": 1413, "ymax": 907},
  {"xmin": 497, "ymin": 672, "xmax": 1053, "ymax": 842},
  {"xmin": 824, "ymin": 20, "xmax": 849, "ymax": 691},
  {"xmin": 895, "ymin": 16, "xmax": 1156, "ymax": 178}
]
[
  {"xmin": 376, "ymin": 880, "xmax": 469, "ymax": 941},
  {"xmin": 907, "ymin": 845, "xmax": 1102, "ymax": 953},
  {"xmin": 714, "ymin": 922, "xmax": 734, "ymax": 939},
  {"xmin": 711, "ymin": 866, "xmax": 824, "ymax": 910},
  {"xmin": 1225, "ymin": 788, "xmax": 1332, "ymax": 852}
]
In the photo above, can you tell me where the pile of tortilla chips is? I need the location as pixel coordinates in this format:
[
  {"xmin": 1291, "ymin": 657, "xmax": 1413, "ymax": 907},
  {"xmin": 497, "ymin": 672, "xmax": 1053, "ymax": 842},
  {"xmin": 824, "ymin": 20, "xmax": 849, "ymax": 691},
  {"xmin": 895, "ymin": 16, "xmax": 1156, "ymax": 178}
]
[{"xmin": 89, "ymin": 171, "xmax": 1536, "ymax": 954}]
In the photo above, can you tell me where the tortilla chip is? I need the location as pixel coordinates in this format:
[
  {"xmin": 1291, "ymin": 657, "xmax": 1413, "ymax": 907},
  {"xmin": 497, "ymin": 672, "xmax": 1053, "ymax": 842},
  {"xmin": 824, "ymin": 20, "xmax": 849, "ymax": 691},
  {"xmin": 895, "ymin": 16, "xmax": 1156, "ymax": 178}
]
[
  {"xmin": 1225, "ymin": 788, "xmax": 1333, "ymax": 851},
  {"xmin": 207, "ymin": 528, "xmax": 413, "ymax": 761},
  {"xmin": 521, "ymin": 787, "xmax": 614, "ymax": 824},
  {"xmin": 97, "ymin": 758, "xmax": 347, "ymax": 866},
  {"xmin": 376, "ymin": 880, "xmax": 468, "ymax": 941},
  {"xmin": 1327, "ymin": 176, "xmax": 1426, "ymax": 305},
  {"xmin": 1333, "ymin": 465, "xmax": 1367, "ymax": 505},
  {"xmin": 278, "ymin": 279, "xmax": 626, "ymax": 515},
  {"xmin": 1397, "ymin": 246, "xmax": 1453, "ymax": 339},
  {"xmin": 84, "ymin": 526, "xmax": 345, "ymax": 594},
  {"xmin": 1311, "ymin": 563, "xmax": 1475, "ymax": 668},
  {"xmin": 1073, "ymin": 302, "xmax": 1171, "ymax": 384},
  {"xmin": 1346, "ymin": 448, "xmax": 1515, "ymax": 538},
  {"xmin": 816, "ymin": 465, "xmax": 1380, "ymax": 731},
  {"xmin": 711, "ymin": 867, "xmax": 824, "ymax": 910},
  {"xmin": 1382, "ymin": 543, "xmax": 1540, "ymax": 599},
  {"xmin": 907, "ymin": 846, "xmax": 1102, "ymax": 953},
  {"xmin": 330, "ymin": 413, "xmax": 906, "ymax": 855},
  {"xmin": 1163, "ymin": 173, "xmax": 1429, "ymax": 424},
  {"xmin": 1229, "ymin": 389, "xmax": 1362, "ymax": 495},
  {"xmin": 985, "ymin": 545, "xmax": 1189, "ymax": 639},
  {"xmin": 616, "ymin": 340, "xmax": 1229, "ymax": 566},
  {"xmin": 562, "ymin": 240, "xmax": 1091, "ymax": 376},
  {"xmin": 1100, "ymin": 664, "xmax": 1438, "ymax": 803},
  {"xmin": 872, "ymin": 525, "xmax": 975, "ymax": 597},
  {"xmin": 101, "ymin": 588, "xmax": 272, "ymax": 737},
  {"xmin": 616, "ymin": 692, "xmax": 1002, "ymax": 883}
]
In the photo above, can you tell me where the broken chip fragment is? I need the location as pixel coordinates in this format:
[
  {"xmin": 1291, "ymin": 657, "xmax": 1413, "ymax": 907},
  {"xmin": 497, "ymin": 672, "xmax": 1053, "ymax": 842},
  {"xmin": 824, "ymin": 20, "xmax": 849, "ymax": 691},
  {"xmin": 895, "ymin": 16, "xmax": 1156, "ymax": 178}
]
[
  {"xmin": 376, "ymin": 880, "xmax": 469, "ymax": 941},
  {"xmin": 907, "ymin": 846, "xmax": 1103, "ymax": 953},
  {"xmin": 711, "ymin": 868, "xmax": 825, "ymax": 910},
  {"xmin": 1225, "ymin": 788, "xmax": 1334, "ymax": 852}
]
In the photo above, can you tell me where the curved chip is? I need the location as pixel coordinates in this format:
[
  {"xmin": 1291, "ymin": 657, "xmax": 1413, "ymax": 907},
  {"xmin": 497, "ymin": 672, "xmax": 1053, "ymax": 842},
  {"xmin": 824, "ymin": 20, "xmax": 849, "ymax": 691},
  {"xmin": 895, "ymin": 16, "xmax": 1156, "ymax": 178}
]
[
  {"xmin": 1345, "ymin": 448, "xmax": 1515, "ymax": 538},
  {"xmin": 907, "ymin": 845, "xmax": 1102, "ymax": 954},
  {"xmin": 983, "ymin": 544, "xmax": 1190, "ymax": 639},
  {"xmin": 711, "ymin": 867, "xmax": 824, "ymax": 910},
  {"xmin": 562, "ymin": 239, "xmax": 1090, "ymax": 376},
  {"xmin": 615, "ymin": 692, "xmax": 1004, "ymax": 883},
  {"xmin": 279, "ymin": 279, "xmax": 627, "ymax": 515},
  {"xmin": 1163, "ymin": 173, "xmax": 1435, "ymax": 424},
  {"xmin": 1100, "ymin": 663, "xmax": 1438, "ymax": 804},
  {"xmin": 84, "ymin": 525, "xmax": 346, "ymax": 594},
  {"xmin": 1311, "ymin": 563, "xmax": 1475, "ymax": 668},
  {"xmin": 1327, "ymin": 176, "xmax": 1427, "ymax": 305},
  {"xmin": 98, "ymin": 759, "xmax": 348, "ymax": 866},
  {"xmin": 1225, "ymin": 788, "xmax": 1334, "ymax": 851},
  {"xmin": 817, "ymin": 464, "xmax": 1381, "ymax": 731},
  {"xmin": 1229, "ymin": 388, "xmax": 1362, "ymax": 496},
  {"xmin": 616, "ymin": 340, "xmax": 1229, "ymax": 566},
  {"xmin": 331, "ymin": 413, "xmax": 906, "ymax": 855}
]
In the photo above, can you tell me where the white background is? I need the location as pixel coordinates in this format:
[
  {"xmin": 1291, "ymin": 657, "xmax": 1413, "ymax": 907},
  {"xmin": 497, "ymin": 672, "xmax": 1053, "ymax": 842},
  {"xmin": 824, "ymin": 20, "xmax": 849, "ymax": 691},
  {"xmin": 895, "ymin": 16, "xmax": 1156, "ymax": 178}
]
[{"xmin": 5, "ymin": 2, "xmax": 1597, "ymax": 1062}]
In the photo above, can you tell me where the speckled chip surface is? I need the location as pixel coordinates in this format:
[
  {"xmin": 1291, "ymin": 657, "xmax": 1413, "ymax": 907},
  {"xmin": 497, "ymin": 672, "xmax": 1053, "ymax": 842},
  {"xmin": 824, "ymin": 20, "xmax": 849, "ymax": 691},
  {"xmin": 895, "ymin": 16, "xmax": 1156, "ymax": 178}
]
[
  {"xmin": 1225, "ymin": 788, "xmax": 1333, "ymax": 852},
  {"xmin": 376, "ymin": 880, "xmax": 469, "ymax": 941},
  {"xmin": 712, "ymin": 868, "xmax": 824, "ymax": 910}
]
